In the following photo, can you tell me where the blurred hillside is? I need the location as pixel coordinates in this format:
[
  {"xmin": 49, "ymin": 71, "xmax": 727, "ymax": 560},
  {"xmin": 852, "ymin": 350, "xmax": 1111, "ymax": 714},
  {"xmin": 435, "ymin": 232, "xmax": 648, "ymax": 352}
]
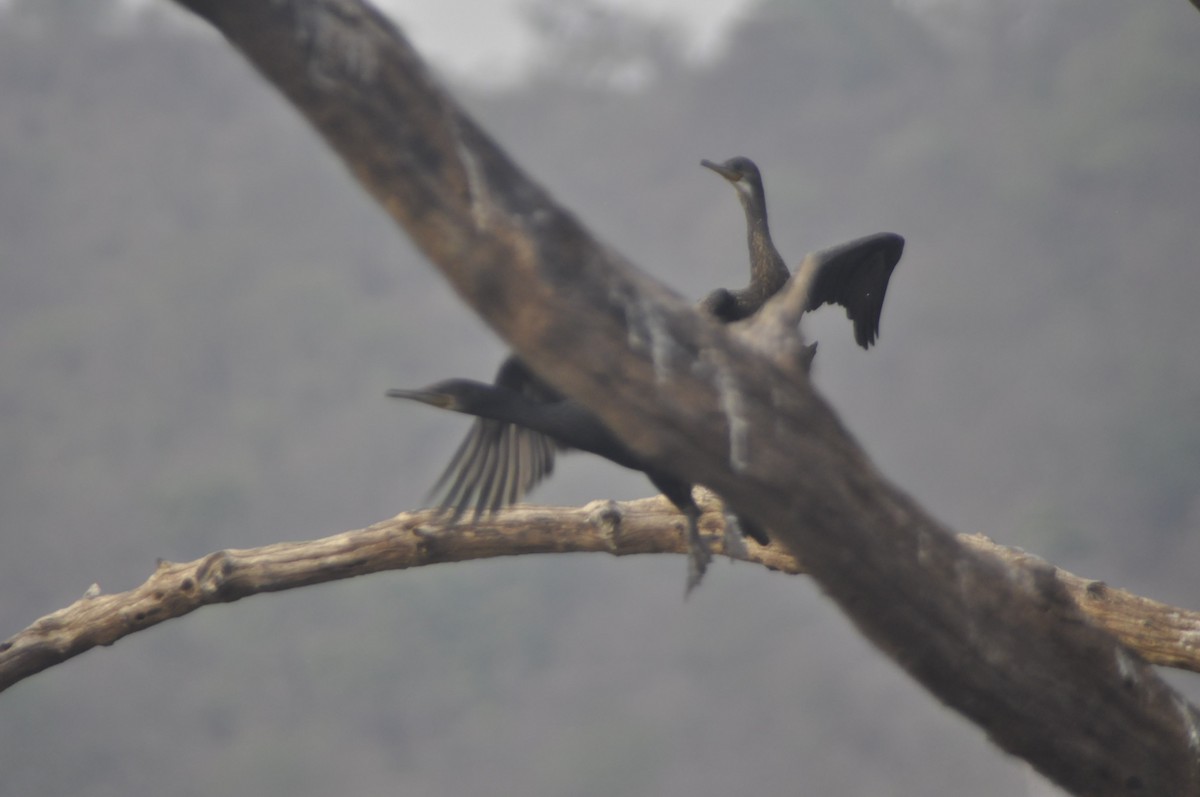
[{"xmin": 2, "ymin": 1, "xmax": 1199, "ymax": 795}]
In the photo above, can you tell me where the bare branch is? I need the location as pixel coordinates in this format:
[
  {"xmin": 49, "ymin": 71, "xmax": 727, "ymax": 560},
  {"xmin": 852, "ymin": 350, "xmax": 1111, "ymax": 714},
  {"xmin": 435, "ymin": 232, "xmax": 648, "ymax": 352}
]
[
  {"xmin": 5, "ymin": 499, "xmax": 1200, "ymax": 696},
  {"xmin": 152, "ymin": 1, "xmax": 1200, "ymax": 793},
  {"xmin": 0, "ymin": 499, "xmax": 757, "ymax": 694}
]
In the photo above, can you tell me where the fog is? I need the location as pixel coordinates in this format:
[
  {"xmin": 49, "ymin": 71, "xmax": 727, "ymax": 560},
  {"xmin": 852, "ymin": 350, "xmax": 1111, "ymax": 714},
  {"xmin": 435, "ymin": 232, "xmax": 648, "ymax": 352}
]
[{"xmin": 3, "ymin": 1, "xmax": 1199, "ymax": 794}]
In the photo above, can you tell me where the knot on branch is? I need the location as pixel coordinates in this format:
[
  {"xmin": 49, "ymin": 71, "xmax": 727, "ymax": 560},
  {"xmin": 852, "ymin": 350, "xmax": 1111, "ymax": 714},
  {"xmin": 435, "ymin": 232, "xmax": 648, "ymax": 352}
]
[
  {"xmin": 585, "ymin": 499, "xmax": 624, "ymax": 551},
  {"xmin": 193, "ymin": 550, "xmax": 239, "ymax": 601},
  {"xmin": 408, "ymin": 516, "xmax": 456, "ymax": 564}
]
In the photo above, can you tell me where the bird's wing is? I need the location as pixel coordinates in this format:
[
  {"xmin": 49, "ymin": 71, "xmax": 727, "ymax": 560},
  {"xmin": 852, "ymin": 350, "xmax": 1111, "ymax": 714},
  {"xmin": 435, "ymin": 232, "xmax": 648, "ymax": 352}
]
[
  {"xmin": 801, "ymin": 232, "xmax": 904, "ymax": 348},
  {"xmin": 427, "ymin": 356, "xmax": 563, "ymax": 520}
]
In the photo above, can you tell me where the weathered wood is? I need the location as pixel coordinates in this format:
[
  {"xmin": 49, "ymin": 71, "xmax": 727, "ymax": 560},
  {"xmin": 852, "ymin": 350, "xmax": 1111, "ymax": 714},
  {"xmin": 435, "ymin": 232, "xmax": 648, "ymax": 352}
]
[
  {"xmin": 5, "ymin": 499, "xmax": 1200, "ymax": 696},
  {"xmin": 97, "ymin": 1, "xmax": 1200, "ymax": 793}
]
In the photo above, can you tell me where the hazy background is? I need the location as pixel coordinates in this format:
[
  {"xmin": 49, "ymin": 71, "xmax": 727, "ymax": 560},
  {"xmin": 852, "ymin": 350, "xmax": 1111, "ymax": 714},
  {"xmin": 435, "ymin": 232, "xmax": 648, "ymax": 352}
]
[{"xmin": 3, "ymin": 0, "xmax": 1199, "ymax": 794}]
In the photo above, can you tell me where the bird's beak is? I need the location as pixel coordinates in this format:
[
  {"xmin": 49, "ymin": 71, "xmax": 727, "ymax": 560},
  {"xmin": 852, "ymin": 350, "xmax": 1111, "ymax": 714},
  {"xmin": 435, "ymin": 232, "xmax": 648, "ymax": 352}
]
[
  {"xmin": 386, "ymin": 388, "xmax": 454, "ymax": 410},
  {"xmin": 701, "ymin": 159, "xmax": 739, "ymax": 182}
]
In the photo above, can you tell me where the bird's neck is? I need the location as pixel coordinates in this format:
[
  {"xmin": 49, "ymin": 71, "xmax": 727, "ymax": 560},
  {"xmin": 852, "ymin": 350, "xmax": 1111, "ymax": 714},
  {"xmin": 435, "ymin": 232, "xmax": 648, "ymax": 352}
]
[{"xmin": 741, "ymin": 198, "xmax": 789, "ymax": 296}]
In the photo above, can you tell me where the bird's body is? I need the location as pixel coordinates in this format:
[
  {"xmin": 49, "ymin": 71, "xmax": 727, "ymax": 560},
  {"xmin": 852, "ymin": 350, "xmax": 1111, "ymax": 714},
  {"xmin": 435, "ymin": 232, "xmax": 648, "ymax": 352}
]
[
  {"xmin": 392, "ymin": 381, "xmax": 653, "ymax": 478},
  {"xmin": 388, "ymin": 379, "xmax": 718, "ymax": 590}
]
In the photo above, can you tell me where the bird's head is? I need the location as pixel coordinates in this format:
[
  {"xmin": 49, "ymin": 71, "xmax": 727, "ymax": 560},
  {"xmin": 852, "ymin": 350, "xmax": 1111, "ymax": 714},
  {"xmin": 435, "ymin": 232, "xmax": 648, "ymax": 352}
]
[
  {"xmin": 701, "ymin": 156, "xmax": 763, "ymax": 198},
  {"xmin": 387, "ymin": 379, "xmax": 490, "ymax": 413}
]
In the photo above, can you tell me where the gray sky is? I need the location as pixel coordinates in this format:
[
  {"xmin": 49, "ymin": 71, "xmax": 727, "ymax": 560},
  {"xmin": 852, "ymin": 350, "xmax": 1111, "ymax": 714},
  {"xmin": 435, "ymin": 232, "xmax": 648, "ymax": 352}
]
[
  {"xmin": 343, "ymin": 0, "xmax": 995, "ymax": 85},
  {"xmin": 378, "ymin": 0, "xmax": 753, "ymax": 83}
]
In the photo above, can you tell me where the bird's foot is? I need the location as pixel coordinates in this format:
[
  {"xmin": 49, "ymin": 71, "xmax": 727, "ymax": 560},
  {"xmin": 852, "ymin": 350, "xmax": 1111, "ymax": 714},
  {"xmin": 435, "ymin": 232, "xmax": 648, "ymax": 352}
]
[{"xmin": 684, "ymin": 518, "xmax": 714, "ymax": 596}]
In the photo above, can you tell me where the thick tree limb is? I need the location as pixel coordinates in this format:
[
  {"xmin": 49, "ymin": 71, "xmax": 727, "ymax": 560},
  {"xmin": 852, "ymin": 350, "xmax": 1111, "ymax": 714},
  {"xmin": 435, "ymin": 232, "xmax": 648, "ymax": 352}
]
[
  {"xmin": 5, "ymin": 500, "xmax": 1200, "ymax": 695},
  {"xmin": 110, "ymin": 0, "xmax": 1200, "ymax": 793}
]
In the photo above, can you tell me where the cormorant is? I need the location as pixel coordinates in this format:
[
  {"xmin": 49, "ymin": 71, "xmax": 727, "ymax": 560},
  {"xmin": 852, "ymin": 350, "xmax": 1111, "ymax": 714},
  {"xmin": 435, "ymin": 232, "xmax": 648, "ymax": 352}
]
[
  {"xmin": 388, "ymin": 378, "xmax": 722, "ymax": 592},
  {"xmin": 700, "ymin": 156, "xmax": 902, "ymax": 349},
  {"xmin": 416, "ymin": 357, "xmax": 559, "ymax": 524},
  {"xmin": 699, "ymin": 157, "xmax": 791, "ymax": 323}
]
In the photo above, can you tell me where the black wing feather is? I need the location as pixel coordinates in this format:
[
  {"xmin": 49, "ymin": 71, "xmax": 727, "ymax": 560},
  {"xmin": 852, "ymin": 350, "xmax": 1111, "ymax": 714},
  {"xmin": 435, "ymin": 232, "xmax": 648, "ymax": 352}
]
[
  {"xmin": 805, "ymin": 232, "xmax": 904, "ymax": 349},
  {"xmin": 426, "ymin": 356, "xmax": 563, "ymax": 519}
]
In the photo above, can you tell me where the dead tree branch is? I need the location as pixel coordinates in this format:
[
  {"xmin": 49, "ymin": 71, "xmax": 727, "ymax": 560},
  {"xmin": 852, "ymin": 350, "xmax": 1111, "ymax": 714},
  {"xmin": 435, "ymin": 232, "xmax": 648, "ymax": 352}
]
[
  {"xmin": 42, "ymin": 0, "xmax": 1196, "ymax": 792},
  {"xmin": 5, "ymin": 499, "xmax": 1200, "ymax": 696}
]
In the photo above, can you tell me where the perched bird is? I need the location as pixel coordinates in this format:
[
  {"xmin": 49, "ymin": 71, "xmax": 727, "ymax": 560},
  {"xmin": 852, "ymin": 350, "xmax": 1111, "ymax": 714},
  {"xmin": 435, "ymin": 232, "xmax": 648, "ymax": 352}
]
[
  {"xmin": 699, "ymin": 157, "xmax": 791, "ymax": 323},
  {"xmin": 700, "ymin": 156, "xmax": 903, "ymax": 349},
  {"xmin": 388, "ymin": 378, "xmax": 721, "ymax": 593}
]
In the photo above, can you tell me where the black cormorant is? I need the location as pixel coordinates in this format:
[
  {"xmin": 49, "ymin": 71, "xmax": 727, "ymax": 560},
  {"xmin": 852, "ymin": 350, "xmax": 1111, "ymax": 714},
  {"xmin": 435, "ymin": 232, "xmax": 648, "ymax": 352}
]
[
  {"xmin": 388, "ymin": 378, "xmax": 724, "ymax": 592},
  {"xmin": 699, "ymin": 157, "xmax": 791, "ymax": 323},
  {"xmin": 700, "ymin": 156, "xmax": 903, "ymax": 349},
  {"xmin": 416, "ymin": 357, "xmax": 559, "ymax": 523}
]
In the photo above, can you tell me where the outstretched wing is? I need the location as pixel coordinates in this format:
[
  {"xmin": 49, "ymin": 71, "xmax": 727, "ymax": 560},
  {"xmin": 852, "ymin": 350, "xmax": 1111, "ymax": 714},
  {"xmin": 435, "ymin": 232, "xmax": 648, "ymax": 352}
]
[
  {"xmin": 803, "ymin": 232, "xmax": 904, "ymax": 348},
  {"xmin": 427, "ymin": 356, "xmax": 563, "ymax": 521}
]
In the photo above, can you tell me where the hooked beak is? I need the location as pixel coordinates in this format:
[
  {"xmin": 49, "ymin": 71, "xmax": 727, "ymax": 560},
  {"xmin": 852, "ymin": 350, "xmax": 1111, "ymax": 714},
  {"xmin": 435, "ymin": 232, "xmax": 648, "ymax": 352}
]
[
  {"xmin": 386, "ymin": 388, "xmax": 455, "ymax": 410},
  {"xmin": 701, "ymin": 159, "xmax": 739, "ymax": 182}
]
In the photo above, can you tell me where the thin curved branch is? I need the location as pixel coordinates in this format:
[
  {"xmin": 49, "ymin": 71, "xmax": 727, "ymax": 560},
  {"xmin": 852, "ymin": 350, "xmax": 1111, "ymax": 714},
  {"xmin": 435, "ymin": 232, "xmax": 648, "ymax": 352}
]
[
  {"xmin": 5, "ymin": 499, "xmax": 1200, "ymax": 694},
  {"xmin": 0, "ymin": 499, "xmax": 759, "ymax": 695}
]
